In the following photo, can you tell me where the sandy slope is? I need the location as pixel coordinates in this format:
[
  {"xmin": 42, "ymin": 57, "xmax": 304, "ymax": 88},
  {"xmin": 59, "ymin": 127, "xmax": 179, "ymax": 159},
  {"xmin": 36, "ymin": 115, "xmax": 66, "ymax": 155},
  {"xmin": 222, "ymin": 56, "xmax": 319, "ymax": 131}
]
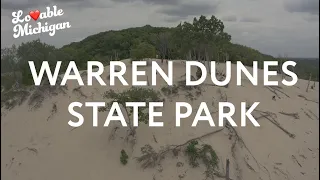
[{"xmin": 1, "ymin": 59, "xmax": 319, "ymax": 180}]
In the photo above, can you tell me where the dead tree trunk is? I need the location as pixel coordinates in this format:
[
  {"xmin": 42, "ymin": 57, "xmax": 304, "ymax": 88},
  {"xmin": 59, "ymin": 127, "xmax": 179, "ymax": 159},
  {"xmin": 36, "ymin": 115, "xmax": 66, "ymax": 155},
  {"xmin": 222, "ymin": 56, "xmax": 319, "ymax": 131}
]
[
  {"xmin": 205, "ymin": 48, "xmax": 211, "ymax": 74},
  {"xmin": 226, "ymin": 159, "xmax": 230, "ymax": 180},
  {"xmin": 225, "ymin": 52, "xmax": 229, "ymax": 63},
  {"xmin": 306, "ymin": 73, "xmax": 312, "ymax": 92},
  {"xmin": 217, "ymin": 50, "xmax": 220, "ymax": 64},
  {"xmin": 113, "ymin": 51, "xmax": 116, "ymax": 60},
  {"xmin": 279, "ymin": 58, "xmax": 284, "ymax": 79}
]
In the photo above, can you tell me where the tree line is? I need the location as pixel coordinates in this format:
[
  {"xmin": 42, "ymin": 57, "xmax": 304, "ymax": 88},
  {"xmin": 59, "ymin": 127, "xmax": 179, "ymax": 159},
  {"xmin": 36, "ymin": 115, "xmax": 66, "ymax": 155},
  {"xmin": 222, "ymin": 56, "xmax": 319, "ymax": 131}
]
[{"xmin": 1, "ymin": 15, "xmax": 318, "ymax": 91}]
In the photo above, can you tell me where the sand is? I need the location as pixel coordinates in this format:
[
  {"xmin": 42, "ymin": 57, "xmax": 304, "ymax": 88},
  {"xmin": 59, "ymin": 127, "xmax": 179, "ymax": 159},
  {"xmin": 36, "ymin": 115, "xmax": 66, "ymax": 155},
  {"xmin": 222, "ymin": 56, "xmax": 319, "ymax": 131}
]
[{"xmin": 1, "ymin": 59, "xmax": 319, "ymax": 180}]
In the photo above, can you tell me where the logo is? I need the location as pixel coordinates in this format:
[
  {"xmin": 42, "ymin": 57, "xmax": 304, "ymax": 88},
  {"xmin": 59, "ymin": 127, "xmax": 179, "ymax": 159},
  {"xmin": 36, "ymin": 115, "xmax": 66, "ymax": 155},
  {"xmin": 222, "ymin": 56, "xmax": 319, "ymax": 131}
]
[
  {"xmin": 29, "ymin": 10, "xmax": 40, "ymax": 21},
  {"xmin": 11, "ymin": 5, "xmax": 71, "ymax": 38}
]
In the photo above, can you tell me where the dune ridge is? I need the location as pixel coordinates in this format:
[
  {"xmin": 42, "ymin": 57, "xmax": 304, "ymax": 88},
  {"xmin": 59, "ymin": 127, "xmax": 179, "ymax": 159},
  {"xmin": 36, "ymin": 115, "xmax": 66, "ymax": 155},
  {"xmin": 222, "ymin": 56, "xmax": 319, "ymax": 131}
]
[{"xmin": 1, "ymin": 59, "xmax": 319, "ymax": 180}]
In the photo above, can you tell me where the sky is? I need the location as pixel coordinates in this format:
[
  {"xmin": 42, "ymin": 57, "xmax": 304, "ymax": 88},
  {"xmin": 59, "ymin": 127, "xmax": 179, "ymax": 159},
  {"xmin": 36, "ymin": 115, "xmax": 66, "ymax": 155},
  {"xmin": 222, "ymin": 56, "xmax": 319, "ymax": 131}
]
[{"xmin": 1, "ymin": 0, "xmax": 319, "ymax": 58}]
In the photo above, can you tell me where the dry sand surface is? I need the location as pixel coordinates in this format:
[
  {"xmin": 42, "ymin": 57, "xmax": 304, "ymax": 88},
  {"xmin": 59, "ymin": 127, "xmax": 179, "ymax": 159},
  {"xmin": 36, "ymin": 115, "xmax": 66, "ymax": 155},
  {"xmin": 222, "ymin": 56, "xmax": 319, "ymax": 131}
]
[{"xmin": 1, "ymin": 59, "xmax": 319, "ymax": 180}]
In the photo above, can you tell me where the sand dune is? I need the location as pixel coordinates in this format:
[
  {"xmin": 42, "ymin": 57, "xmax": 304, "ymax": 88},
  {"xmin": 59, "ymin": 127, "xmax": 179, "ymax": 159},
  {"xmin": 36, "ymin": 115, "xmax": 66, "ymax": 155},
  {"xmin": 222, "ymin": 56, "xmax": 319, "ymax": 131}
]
[{"xmin": 1, "ymin": 59, "xmax": 319, "ymax": 180}]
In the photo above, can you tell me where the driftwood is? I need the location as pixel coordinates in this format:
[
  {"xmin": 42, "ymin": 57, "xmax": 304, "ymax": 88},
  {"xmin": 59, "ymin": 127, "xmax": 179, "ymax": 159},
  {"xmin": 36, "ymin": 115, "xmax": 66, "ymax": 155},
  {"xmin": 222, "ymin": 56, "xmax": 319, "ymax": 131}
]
[
  {"xmin": 265, "ymin": 86, "xmax": 290, "ymax": 98},
  {"xmin": 262, "ymin": 112, "xmax": 295, "ymax": 138},
  {"xmin": 308, "ymin": 109, "xmax": 319, "ymax": 120},
  {"xmin": 291, "ymin": 155, "xmax": 302, "ymax": 167},
  {"xmin": 226, "ymin": 122, "xmax": 272, "ymax": 180},
  {"xmin": 251, "ymin": 108, "xmax": 295, "ymax": 138},
  {"xmin": 293, "ymin": 85, "xmax": 300, "ymax": 89},
  {"xmin": 298, "ymin": 94, "xmax": 319, "ymax": 104},
  {"xmin": 153, "ymin": 134, "xmax": 158, "ymax": 143},
  {"xmin": 47, "ymin": 103, "xmax": 58, "ymax": 121},
  {"xmin": 279, "ymin": 111, "xmax": 300, "ymax": 119},
  {"xmin": 265, "ymin": 86, "xmax": 280, "ymax": 99},
  {"xmin": 72, "ymin": 87, "xmax": 88, "ymax": 98},
  {"xmin": 226, "ymin": 123, "xmax": 260, "ymax": 167},
  {"xmin": 273, "ymin": 166, "xmax": 291, "ymax": 179},
  {"xmin": 302, "ymin": 109, "xmax": 314, "ymax": 120},
  {"xmin": 17, "ymin": 147, "xmax": 38, "ymax": 155}
]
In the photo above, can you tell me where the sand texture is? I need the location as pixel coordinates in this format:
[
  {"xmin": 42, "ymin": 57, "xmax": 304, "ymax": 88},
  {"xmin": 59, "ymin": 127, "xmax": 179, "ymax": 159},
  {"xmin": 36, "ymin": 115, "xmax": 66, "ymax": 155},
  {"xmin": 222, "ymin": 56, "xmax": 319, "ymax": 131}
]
[{"xmin": 1, "ymin": 59, "xmax": 319, "ymax": 180}]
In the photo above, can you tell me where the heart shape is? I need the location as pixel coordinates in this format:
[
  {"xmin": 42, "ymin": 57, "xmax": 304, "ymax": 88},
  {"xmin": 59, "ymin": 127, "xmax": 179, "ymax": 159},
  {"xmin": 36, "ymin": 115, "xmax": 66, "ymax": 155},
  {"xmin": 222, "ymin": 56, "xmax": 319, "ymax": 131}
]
[{"xmin": 29, "ymin": 10, "xmax": 40, "ymax": 21}]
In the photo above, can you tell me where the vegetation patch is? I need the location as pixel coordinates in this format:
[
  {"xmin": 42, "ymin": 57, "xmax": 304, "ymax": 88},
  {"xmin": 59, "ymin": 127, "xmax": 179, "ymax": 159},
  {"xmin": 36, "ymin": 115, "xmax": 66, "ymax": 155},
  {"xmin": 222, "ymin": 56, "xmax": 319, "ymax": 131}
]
[
  {"xmin": 130, "ymin": 42, "xmax": 156, "ymax": 61},
  {"xmin": 185, "ymin": 140, "xmax": 200, "ymax": 167},
  {"xmin": 161, "ymin": 85, "xmax": 179, "ymax": 98},
  {"xmin": 1, "ymin": 89, "xmax": 30, "ymax": 110},
  {"xmin": 103, "ymin": 87, "xmax": 162, "ymax": 124},
  {"xmin": 136, "ymin": 128, "xmax": 224, "ymax": 179},
  {"xmin": 120, "ymin": 149, "xmax": 129, "ymax": 165},
  {"xmin": 185, "ymin": 140, "xmax": 219, "ymax": 170},
  {"xmin": 102, "ymin": 87, "xmax": 163, "ymax": 148},
  {"xmin": 28, "ymin": 82, "xmax": 67, "ymax": 110}
]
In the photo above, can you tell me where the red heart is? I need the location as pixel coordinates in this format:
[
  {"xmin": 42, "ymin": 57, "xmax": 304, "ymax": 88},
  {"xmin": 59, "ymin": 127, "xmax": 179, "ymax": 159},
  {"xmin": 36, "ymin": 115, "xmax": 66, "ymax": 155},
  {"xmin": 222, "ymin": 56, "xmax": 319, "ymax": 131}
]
[{"xmin": 29, "ymin": 10, "xmax": 40, "ymax": 21}]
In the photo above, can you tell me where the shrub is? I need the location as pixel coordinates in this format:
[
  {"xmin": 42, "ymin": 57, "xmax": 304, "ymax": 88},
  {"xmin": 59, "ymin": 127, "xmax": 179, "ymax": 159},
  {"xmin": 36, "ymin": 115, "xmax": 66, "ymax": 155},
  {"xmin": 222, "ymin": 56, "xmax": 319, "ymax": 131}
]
[
  {"xmin": 200, "ymin": 144, "xmax": 219, "ymax": 169},
  {"xmin": 161, "ymin": 85, "xmax": 179, "ymax": 97},
  {"xmin": 120, "ymin": 149, "xmax": 129, "ymax": 165},
  {"xmin": 1, "ymin": 89, "xmax": 30, "ymax": 110},
  {"xmin": 185, "ymin": 140, "xmax": 219, "ymax": 170},
  {"xmin": 185, "ymin": 140, "xmax": 200, "ymax": 167},
  {"xmin": 104, "ymin": 87, "xmax": 162, "ymax": 124}
]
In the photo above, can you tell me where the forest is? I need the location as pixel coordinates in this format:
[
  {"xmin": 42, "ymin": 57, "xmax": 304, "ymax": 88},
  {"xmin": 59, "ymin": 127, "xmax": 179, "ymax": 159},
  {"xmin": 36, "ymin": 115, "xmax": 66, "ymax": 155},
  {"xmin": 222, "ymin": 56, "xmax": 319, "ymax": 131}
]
[{"xmin": 1, "ymin": 15, "xmax": 319, "ymax": 91}]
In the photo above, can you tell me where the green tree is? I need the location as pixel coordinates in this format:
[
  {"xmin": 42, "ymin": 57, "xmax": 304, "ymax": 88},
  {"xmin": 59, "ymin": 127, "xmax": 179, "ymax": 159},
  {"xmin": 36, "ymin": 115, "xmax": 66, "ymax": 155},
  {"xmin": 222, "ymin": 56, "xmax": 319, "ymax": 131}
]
[
  {"xmin": 153, "ymin": 32, "xmax": 171, "ymax": 62},
  {"xmin": 1, "ymin": 45, "xmax": 18, "ymax": 74},
  {"xmin": 130, "ymin": 42, "xmax": 156, "ymax": 60},
  {"xmin": 16, "ymin": 39, "xmax": 56, "ymax": 85}
]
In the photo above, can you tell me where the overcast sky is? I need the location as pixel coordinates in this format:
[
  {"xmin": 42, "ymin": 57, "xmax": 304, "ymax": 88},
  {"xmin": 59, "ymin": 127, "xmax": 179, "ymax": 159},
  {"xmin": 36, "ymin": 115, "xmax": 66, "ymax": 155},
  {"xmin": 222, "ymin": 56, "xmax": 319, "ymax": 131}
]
[{"xmin": 1, "ymin": 0, "xmax": 319, "ymax": 58}]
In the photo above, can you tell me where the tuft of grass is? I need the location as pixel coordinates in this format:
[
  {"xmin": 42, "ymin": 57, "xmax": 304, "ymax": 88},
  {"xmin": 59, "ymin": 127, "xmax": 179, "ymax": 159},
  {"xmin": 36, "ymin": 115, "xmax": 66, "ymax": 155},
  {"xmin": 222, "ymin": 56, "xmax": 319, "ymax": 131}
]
[
  {"xmin": 98, "ymin": 106, "xmax": 108, "ymax": 112},
  {"xmin": 185, "ymin": 92, "xmax": 195, "ymax": 101},
  {"xmin": 185, "ymin": 140, "xmax": 199, "ymax": 167},
  {"xmin": 120, "ymin": 149, "xmax": 129, "ymax": 165},
  {"xmin": 200, "ymin": 144, "xmax": 219, "ymax": 169},
  {"xmin": 185, "ymin": 140, "xmax": 219, "ymax": 175},
  {"xmin": 161, "ymin": 85, "xmax": 179, "ymax": 97},
  {"xmin": 136, "ymin": 144, "xmax": 160, "ymax": 169}
]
